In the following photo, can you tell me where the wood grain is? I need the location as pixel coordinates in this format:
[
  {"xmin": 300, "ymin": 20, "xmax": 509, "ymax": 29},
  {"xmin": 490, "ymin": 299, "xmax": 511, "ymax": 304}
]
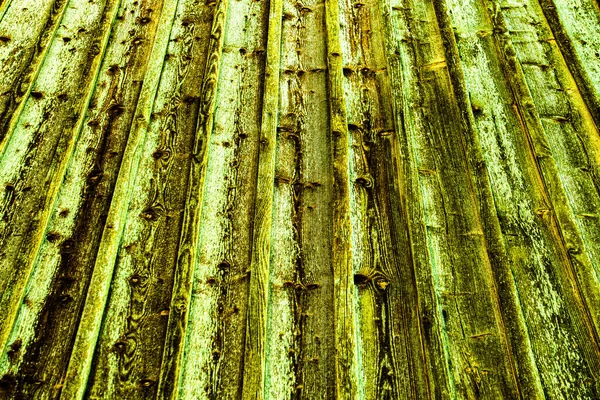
[{"xmin": 0, "ymin": 0, "xmax": 599, "ymax": 398}]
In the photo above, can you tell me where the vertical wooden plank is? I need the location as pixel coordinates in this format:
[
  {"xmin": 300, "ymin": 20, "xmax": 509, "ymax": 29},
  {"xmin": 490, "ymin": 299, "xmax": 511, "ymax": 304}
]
[
  {"xmin": 155, "ymin": 0, "xmax": 229, "ymax": 397},
  {"xmin": 325, "ymin": 0, "xmax": 360, "ymax": 396},
  {"xmin": 384, "ymin": 0, "xmax": 522, "ymax": 397},
  {"xmin": 211, "ymin": 0, "xmax": 267, "ymax": 395},
  {"xmin": 0, "ymin": 0, "xmax": 69, "ymax": 142},
  {"xmin": 338, "ymin": 0, "xmax": 431, "ymax": 396},
  {"xmin": 59, "ymin": 1, "xmax": 181, "ymax": 398},
  {"xmin": 0, "ymin": 0, "xmax": 119, "ymax": 348},
  {"xmin": 168, "ymin": 0, "xmax": 268, "ymax": 396},
  {"xmin": 379, "ymin": 1, "xmax": 456, "ymax": 397},
  {"xmin": 0, "ymin": 1, "xmax": 128, "ymax": 397},
  {"xmin": 485, "ymin": 1, "xmax": 600, "ymax": 395},
  {"xmin": 240, "ymin": 0, "xmax": 283, "ymax": 395},
  {"xmin": 285, "ymin": 1, "xmax": 336, "ymax": 397},
  {"xmin": 263, "ymin": 0, "xmax": 335, "ymax": 396},
  {"xmin": 443, "ymin": 0, "xmax": 600, "ymax": 396},
  {"xmin": 431, "ymin": 1, "xmax": 545, "ymax": 397},
  {"xmin": 0, "ymin": 0, "xmax": 70, "ymax": 139},
  {"xmin": 499, "ymin": 0, "xmax": 600, "ymax": 336},
  {"xmin": 262, "ymin": 1, "xmax": 306, "ymax": 397},
  {"xmin": 264, "ymin": 136, "xmax": 300, "ymax": 397},
  {"xmin": 481, "ymin": 0, "xmax": 600, "ymax": 343}
]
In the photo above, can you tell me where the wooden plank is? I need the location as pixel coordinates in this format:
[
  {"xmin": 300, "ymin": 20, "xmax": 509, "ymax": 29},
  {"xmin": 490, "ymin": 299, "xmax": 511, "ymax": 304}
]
[
  {"xmin": 164, "ymin": 0, "xmax": 268, "ymax": 396},
  {"xmin": 0, "ymin": 0, "xmax": 69, "ymax": 142},
  {"xmin": 263, "ymin": 0, "xmax": 335, "ymax": 397},
  {"xmin": 82, "ymin": 0, "xmax": 215, "ymax": 398},
  {"xmin": 0, "ymin": 0, "xmax": 119, "ymax": 345},
  {"xmin": 58, "ymin": 1, "xmax": 181, "ymax": 398},
  {"xmin": 338, "ymin": 0, "xmax": 431, "ymax": 397},
  {"xmin": 445, "ymin": 0, "xmax": 600, "ymax": 397},
  {"xmin": 429, "ymin": 1, "xmax": 544, "ymax": 397},
  {"xmin": 325, "ymin": 0, "xmax": 360, "ymax": 396},
  {"xmin": 379, "ymin": 2, "xmax": 460, "ymax": 398},
  {"xmin": 240, "ymin": 0, "xmax": 283, "ymax": 395},
  {"xmin": 0, "ymin": 0, "xmax": 133, "ymax": 396},
  {"xmin": 385, "ymin": 0, "xmax": 522, "ymax": 397},
  {"xmin": 155, "ymin": 0, "xmax": 229, "ymax": 397},
  {"xmin": 207, "ymin": 0, "xmax": 266, "ymax": 395},
  {"xmin": 284, "ymin": 2, "xmax": 336, "ymax": 397},
  {"xmin": 499, "ymin": 0, "xmax": 600, "ymax": 335},
  {"xmin": 537, "ymin": 0, "xmax": 600, "ymax": 127}
]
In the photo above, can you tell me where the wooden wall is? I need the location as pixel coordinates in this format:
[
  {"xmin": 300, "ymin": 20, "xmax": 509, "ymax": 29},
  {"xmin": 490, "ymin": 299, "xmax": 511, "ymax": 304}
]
[{"xmin": 0, "ymin": 0, "xmax": 599, "ymax": 397}]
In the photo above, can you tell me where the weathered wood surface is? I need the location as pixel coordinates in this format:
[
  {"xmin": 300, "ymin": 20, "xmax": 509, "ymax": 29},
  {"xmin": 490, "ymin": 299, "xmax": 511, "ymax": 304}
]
[{"xmin": 0, "ymin": 0, "xmax": 599, "ymax": 398}]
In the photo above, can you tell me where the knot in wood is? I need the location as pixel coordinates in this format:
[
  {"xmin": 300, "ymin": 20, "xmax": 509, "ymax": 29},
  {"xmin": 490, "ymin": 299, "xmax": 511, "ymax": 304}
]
[{"xmin": 355, "ymin": 175, "xmax": 373, "ymax": 188}]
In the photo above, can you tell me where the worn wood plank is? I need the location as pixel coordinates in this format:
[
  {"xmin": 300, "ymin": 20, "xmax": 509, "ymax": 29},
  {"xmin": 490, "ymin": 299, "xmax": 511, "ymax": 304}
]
[
  {"xmin": 0, "ymin": 0, "xmax": 69, "ymax": 143},
  {"xmin": 82, "ymin": 1, "xmax": 215, "ymax": 398},
  {"xmin": 324, "ymin": 0, "xmax": 360, "ymax": 396},
  {"xmin": 168, "ymin": 0, "xmax": 267, "ymax": 396},
  {"xmin": 58, "ymin": 1, "xmax": 180, "ymax": 398},
  {"xmin": 264, "ymin": 0, "xmax": 334, "ymax": 397},
  {"xmin": 0, "ymin": 0, "xmax": 131, "ymax": 397},
  {"xmin": 339, "ymin": 0, "xmax": 431, "ymax": 397},
  {"xmin": 379, "ymin": 1, "xmax": 459, "ymax": 398},
  {"xmin": 445, "ymin": 0, "xmax": 600, "ymax": 397},
  {"xmin": 241, "ymin": 0, "xmax": 283, "ymax": 395},
  {"xmin": 499, "ymin": 0, "xmax": 600, "ymax": 336},
  {"xmin": 0, "ymin": 0, "xmax": 119, "ymax": 345},
  {"xmin": 284, "ymin": 1, "xmax": 336, "ymax": 397},
  {"xmin": 208, "ymin": 0, "xmax": 266, "ymax": 395},
  {"xmin": 155, "ymin": 0, "xmax": 228, "ymax": 397},
  {"xmin": 426, "ymin": 1, "xmax": 544, "ymax": 397},
  {"xmin": 386, "ymin": 0, "xmax": 523, "ymax": 397}
]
